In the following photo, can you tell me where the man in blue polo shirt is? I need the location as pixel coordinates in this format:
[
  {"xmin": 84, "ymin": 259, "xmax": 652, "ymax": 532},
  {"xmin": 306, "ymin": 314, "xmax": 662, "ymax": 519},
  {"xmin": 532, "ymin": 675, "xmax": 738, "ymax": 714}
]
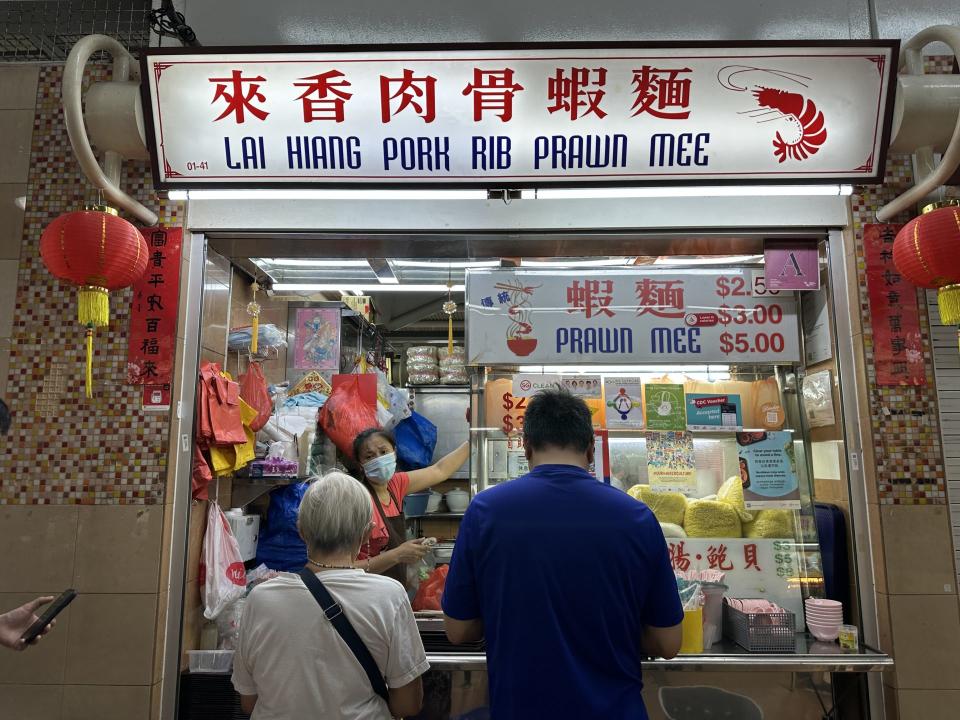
[{"xmin": 443, "ymin": 388, "xmax": 683, "ymax": 719}]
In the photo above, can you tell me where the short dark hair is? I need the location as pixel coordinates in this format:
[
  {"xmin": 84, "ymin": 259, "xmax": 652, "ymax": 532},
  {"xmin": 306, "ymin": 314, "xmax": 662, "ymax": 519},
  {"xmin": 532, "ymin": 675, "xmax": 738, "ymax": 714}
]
[
  {"xmin": 352, "ymin": 427, "xmax": 396, "ymax": 461},
  {"xmin": 522, "ymin": 389, "xmax": 593, "ymax": 453},
  {"xmin": 0, "ymin": 398, "xmax": 9, "ymax": 436}
]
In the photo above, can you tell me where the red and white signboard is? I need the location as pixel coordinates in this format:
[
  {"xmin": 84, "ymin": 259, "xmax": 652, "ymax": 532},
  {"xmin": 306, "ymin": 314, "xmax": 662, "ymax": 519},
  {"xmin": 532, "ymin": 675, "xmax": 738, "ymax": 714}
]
[
  {"xmin": 465, "ymin": 268, "xmax": 800, "ymax": 365},
  {"xmin": 141, "ymin": 43, "xmax": 897, "ymax": 187},
  {"xmin": 128, "ymin": 228, "xmax": 183, "ymax": 390}
]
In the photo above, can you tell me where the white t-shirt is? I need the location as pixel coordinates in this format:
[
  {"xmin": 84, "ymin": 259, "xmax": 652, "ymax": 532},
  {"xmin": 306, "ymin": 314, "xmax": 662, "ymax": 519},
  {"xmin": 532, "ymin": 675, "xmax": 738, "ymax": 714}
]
[{"xmin": 232, "ymin": 569, "xmax": 429, "ymax": 720}]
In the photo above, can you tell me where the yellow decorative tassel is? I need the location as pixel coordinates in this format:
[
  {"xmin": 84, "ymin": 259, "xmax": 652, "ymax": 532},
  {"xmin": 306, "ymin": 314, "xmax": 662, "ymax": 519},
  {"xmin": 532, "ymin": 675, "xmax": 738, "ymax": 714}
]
[
  {"xmin": 85, "ymin": 326, "xmax": 94, "ymax": 399},
  {"xmin": 250, "ymin": 313, "xmax": 259, "ymax": 355},
  {"xmin": 938, "ymin": 284, "xmax": 960, "ymax": 326},
  {"xmin": 78, "ymin": 286, "xmax": 109, "ymax": 328},
  {"xmin": 448, "ymin": 314, "xmax": 454, "ymax": 355}
]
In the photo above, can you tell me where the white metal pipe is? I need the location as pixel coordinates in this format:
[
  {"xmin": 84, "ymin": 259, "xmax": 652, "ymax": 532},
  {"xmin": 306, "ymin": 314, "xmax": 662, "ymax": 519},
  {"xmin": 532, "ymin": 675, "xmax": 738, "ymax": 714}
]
[
  {"xmin": 63, "ymin": 34, "xmax": 158, "ymax": 225},
  {"xmin": 877, "ymin": 25, "xmax": 960, "ymax": 221}
]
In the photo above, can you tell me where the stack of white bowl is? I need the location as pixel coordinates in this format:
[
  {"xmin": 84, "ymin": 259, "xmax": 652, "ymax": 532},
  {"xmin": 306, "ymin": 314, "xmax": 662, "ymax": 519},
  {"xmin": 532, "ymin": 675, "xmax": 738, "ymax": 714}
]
[{"xmin": 805, "ymin": 598, "xmax": 843, "ymax": 641}]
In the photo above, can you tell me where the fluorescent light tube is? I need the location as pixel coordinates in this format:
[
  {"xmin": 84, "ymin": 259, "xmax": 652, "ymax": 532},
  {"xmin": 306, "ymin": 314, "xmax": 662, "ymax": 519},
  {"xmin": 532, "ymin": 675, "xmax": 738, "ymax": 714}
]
[
  {"xmin": 254, "ymin": 258, "xmax": 372, "ymax": 267},
  {"xmin": 167, "ymin": 189, "xmax": 487, "ymax": 200},
  {"xmin": 521, "ymin": 258, "xmax": 633, "ymax": 268},
  {"xmin": 391, "ymin": 260, "xmax": 501, "ymax": 268},
  {"xmin": 272, "ymin": 283, "xmax": 465, "ymax": 293}
]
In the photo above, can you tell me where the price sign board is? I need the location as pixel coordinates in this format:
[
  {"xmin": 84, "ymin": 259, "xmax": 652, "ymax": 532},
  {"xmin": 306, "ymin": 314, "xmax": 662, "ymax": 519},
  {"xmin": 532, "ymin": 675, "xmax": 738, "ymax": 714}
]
[
  {"xmin": 666, "ymin": 538, "xmax": 804, "ymax": 618},
  {"xmin": 466, "ymin": 269, "xmax": 800, "ymax": 365}
]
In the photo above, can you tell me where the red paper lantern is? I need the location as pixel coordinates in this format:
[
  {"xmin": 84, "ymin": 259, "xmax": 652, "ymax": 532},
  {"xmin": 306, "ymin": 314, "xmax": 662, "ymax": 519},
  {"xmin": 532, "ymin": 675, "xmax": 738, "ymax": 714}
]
[
  {"xmin": 40, "ymin": 206, "xmax": 148, "ymax": 398},
  {"xmin": 892, "ymin": 201, "xmax": 960, "ymax": 325}
]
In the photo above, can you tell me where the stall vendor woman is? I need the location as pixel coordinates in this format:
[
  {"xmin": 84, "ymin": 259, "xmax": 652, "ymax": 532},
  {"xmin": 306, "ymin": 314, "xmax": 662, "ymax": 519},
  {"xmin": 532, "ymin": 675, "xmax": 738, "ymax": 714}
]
[{"xmin": 352, "ymin": 429, "xmax": 469, "ymax": 585}]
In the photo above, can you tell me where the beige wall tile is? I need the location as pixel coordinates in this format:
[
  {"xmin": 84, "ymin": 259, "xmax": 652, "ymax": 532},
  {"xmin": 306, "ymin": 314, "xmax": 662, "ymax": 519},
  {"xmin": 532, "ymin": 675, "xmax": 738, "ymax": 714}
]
[
  {"xmin": 73, "ymin": 506, "xmax": 163, "ymax": 594},
  {"xmin": 186, "ymin": 501, "xmax": 207, "ymax": 587},
  {"xmin": 0, "ymin": 506, "xmax": 78, "ymax": 593},
  {"xmin": 896, "ymin": 689, "xmax": 960, "ymax": 720},
  {"xmin": 181, "ymin": 580, "xmax": 203, "ymax": 668},
  {"xmin": 62, "ymin": 685, "xmax": 151, "ymax": 720},
  {"xmin": 881, "ymin": 505, "xmax": 956, "ymax": 595},
  {"xmin": 888, "ymin": 594, "xmax": 960, "ymax": 689},
  {"xmin": 0, "ymin": 591, "xmax": 70, "ymax": 684},
  {"xmin": 876, "ymin": 591, "xmax": 894, "ymax": 656},
  {"xmin": 867, "ymin": 503, "xmax": 887, "ymax": 595},
  {"xmin": 153, "ymin": 591, "xmax": 169, "ymax": 685},
  {"xmin": 65, "ymin": 593, "xmax": 158, "ymax": 685},
  {"xmin": 883, "ymin": 683, "xmax": 900, "ymax": 720},
  {"xmin": 0, "ymin": 182, "xmax": 27, "ymax": 259},
  {"xmin": 0, "ymin": 258, "xmax": 19, "ymax": 338},
  {"xmin": 0, "ymin": 109, "xmax": 34, "ymax": 183},
  {"xmin": 0, "ymin": 684, "xmax": 63, "ymax": 720},
  {"xmin": 0, "ymin": 65, "xmax": 39, "ymax": 110},
  {"xmin": 150, "ymin": 681, "xmax": 162, "ymax": 720}
]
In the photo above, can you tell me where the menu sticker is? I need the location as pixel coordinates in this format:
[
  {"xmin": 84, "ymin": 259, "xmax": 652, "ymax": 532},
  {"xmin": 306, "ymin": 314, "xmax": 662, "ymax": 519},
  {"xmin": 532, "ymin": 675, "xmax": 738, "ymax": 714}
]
[
  {"xmin": 604, "ymin": 377, "xmax": 644, "ymax": 430},
  {"xmin": 736, "ymin": 431, "xmax": 801, "ymax": 509},
  {"xmin": 686, "ymin": 393, "xmax": 743, "ymax": 431},
  {"xmin": 646, "ymin": 431, "xmax": 697, "ymax": 493},
  {"xmin": 645, "ymin": 384, "xmax": 686, "ymax": 431}
]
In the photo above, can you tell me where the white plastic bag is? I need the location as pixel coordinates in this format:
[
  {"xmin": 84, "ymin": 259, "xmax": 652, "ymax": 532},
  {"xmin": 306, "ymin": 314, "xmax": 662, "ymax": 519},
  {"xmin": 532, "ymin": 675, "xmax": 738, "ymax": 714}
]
[{"xmin": 200, "ymin": 502, "xmax": 247, "ymax": 620}]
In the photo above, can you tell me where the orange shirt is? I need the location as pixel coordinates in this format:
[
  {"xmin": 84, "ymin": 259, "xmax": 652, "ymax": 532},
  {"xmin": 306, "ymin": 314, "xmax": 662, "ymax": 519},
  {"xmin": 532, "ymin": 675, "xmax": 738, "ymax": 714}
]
[{"xmin": 358, "ymin": 471, "xmax": 410, "ymax": 560}]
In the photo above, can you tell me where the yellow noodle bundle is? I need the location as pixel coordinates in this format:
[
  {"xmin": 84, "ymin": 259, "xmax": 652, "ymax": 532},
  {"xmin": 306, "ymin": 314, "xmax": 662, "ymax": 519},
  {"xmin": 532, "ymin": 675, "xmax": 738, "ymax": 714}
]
[
  {"xmin": 743, "ymin": 509, "xmax": 796, "ymax": 539},
  {"xmin": 627, "ymin": 485, "xmax": 688, "ymax": 526},
  {"xmin": 683, "ymin": 499, "xmax": 742, "ymax": 538},
  {"xmin": 717, "ymin": 476, "xmax": 754, "ymax": 522}
]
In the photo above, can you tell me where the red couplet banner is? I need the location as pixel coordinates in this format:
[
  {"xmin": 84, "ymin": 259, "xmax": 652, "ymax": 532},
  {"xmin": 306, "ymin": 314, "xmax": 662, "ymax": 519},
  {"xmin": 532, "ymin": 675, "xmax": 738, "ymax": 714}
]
[
  {"xmin": 862, "ymin": 224, "xmax": 925, "ymax": 386},
  {"xmin": 127, "ymin": 227, "xmax": 183, "ymax": 388}
]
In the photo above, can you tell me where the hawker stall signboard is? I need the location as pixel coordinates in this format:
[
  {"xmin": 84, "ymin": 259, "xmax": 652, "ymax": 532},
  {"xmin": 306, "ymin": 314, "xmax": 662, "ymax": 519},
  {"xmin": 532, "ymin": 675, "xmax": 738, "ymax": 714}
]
[
  {"xmin": 465, "ymin": 269, "xmax": 801, "ymax": 365},
  {"xmin": 141, "ymin": 42, "xmax": 897, "ymax": 188}
]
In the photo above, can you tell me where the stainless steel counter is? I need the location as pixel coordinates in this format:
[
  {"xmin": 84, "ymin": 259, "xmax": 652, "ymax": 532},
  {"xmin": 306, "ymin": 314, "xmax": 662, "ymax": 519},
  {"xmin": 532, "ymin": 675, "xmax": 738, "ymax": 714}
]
[{"xmin": 418, "ymin": 613, "xmax": 892, "ymax": 673}]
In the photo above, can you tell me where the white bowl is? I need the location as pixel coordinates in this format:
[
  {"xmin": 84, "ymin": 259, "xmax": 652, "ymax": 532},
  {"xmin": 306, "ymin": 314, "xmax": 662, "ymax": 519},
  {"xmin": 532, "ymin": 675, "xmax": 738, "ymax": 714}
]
[
  {"xmin": 806, "ymin": 598, "xmax": 842, "ymax": 610},
  {"xmin": 445, "ymin": 489, "xmax": 470, "ymax": 513},
  {"xmin": 807, "ymin": 622, "xmax": 841, "ymax": 642},
  {"xmin": 434, "ymin": 543, "xmax": 455, "ymax": 563},
  {"xmin": 805, "ymin": 609, "xmax": 843, "ymax": 619}
]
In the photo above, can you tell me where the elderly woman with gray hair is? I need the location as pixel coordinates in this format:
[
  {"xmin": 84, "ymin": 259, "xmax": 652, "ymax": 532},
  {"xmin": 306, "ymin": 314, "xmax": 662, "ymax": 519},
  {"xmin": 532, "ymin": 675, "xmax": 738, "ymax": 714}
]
[{"xmin": 232, "ymin": 472, "xmax": 428, "ymax": 719}]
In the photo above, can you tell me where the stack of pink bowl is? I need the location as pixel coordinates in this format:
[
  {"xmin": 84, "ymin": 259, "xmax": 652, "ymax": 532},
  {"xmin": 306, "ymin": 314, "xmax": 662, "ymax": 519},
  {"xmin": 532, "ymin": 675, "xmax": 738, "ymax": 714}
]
[{"xmin": 805, "ymin": 598, "xmax": 843, "ymax": 641}]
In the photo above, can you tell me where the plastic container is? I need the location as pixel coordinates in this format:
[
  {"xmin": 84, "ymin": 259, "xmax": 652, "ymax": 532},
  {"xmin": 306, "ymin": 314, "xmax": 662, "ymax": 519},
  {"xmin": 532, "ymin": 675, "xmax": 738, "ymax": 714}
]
[
  {"xmin": 700, "ymin": 582, "xmax": 728, "ymax": 650},
  {"xmin": 426, "ymin": 491, "xmax": 442, "ymax": 513},
  {"xmin": 403, "ymin": 491, "xmax": 432, "ymax": 517},
  {"xmin": 187, "ymin": 650, "xmax": 235, "ymax": 674},
  {"xmin": 679, "ymin": 607, "xmax": 704, "ymax": 654},
  {"xmin": 224, "ymin": 508, "xmax": 260, "ymax": 562},
  {"xmin": 724, "ymin": 602, "xmax": 796, "ymax": 653}
]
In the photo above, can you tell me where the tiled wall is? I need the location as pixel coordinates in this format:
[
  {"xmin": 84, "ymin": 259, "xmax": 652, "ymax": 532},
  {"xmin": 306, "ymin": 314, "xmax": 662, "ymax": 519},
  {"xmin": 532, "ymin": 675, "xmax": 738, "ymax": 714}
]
[
  {"xmin": 0, "ymin": 63, "xmax": 182, "ymax": 719},
  {"xmin": 846, "ymin": 56, "xmax": 960, "ymax": 720}
]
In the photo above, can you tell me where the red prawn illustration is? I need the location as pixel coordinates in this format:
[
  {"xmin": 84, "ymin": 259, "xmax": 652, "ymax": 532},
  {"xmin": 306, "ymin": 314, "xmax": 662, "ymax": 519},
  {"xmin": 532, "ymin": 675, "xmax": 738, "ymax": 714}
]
[
  {"xmin": 752, "ymin": 87, "xmax": 827, "ymax": 163},
  {"xmin": 717, "ymin": 65, "xmax": 828, "ymax": 164}
]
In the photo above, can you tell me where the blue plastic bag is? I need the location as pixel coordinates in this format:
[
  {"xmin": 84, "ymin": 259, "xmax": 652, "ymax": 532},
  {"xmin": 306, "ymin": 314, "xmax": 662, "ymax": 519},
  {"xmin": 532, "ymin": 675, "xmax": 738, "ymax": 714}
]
[
  {"xmin": 394, "ymin": 411, "xmax": 438, "ymax": 470},
  {"xmin": 254, "ymin": 481, "xmax": 309, "ymax": 572}
]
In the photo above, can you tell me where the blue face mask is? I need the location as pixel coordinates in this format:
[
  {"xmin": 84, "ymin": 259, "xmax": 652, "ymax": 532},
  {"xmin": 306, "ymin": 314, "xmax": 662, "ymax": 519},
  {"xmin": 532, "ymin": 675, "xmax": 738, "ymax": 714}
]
[{"xmin": 363, "ymin": 452, "xmax": 396, "ymax": 485}]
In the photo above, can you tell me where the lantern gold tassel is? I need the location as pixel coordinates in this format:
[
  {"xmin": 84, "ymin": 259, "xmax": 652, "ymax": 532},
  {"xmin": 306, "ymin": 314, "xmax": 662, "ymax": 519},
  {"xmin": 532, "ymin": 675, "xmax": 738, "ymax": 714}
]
[
  {"xmin": 85, "ymin": 325, "xmax": 94, "ymax": 399},
  {"xmin": 448, "ymin": 314, "xmax": 454, "ymax": 355},
  {"xmin": 939, "ymin": 284, "xmax": 960, "ymax": 326},
  {"xmin": 250, "ymin": 313, "xmax": 259, "ymax": 355},
  {"xmin": 78, "ymin": 285, "xmax": 109, "ymax": 327}
]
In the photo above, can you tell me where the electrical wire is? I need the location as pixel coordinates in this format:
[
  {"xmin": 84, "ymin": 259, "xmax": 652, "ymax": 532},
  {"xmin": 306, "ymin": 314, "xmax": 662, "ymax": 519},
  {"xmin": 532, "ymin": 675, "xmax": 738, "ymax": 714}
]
[{"xmin": 148, "ymin": 0, "xmax": 200, "ymax": 47}]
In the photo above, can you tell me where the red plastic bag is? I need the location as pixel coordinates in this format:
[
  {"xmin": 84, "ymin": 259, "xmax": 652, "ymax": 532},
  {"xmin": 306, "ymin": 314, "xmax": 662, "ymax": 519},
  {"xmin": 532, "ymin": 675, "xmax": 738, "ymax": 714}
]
[
  {"xmin": 239, "ymin": 362, "xmax": 272, "ymax": 432},
  {"xmin": 192, "ymin": 446, "xmax": 214, "ymax": 500},
  {"xmin": 319, "ymin": 374, "xmax": 378, "ymax": 458},
  {"xmin": 199, "ymin": 362, "xmax": 246, "ymax": 446},
  {"xmin": 412, "ymin": 565, "xmax": 449, "ymax": 612},
  {"xmin": 199, "ymin": 502, "xmax": 247, "ymax": 619}
]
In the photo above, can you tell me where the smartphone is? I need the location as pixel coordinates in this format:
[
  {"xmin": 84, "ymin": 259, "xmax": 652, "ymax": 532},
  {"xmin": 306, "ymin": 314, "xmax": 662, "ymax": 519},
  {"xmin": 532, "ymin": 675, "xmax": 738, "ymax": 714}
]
[{"xmin": 20, "ymin": 589, "xmax": 77, "ymax": 645}]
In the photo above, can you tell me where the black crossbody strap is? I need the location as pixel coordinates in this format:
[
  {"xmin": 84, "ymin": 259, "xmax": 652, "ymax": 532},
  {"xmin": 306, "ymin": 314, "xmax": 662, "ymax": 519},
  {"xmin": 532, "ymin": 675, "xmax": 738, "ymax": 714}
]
[{"xmin": 298, "ymin": 568, "xmax": 390, "ymax": 704}]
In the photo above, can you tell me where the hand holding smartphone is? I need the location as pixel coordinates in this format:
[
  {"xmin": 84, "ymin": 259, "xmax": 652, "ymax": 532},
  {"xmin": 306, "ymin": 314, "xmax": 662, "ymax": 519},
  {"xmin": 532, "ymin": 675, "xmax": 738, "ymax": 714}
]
[{"xmin": 19, "ymin": 589, "xmax": 77, "ymax": 646}]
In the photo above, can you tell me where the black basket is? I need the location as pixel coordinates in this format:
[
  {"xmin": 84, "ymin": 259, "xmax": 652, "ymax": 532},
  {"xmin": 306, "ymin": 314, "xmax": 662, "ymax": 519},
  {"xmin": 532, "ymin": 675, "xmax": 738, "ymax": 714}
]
[{"xmin": 723, "ymin": 602, "xmax": 796, "ymax": 653}]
